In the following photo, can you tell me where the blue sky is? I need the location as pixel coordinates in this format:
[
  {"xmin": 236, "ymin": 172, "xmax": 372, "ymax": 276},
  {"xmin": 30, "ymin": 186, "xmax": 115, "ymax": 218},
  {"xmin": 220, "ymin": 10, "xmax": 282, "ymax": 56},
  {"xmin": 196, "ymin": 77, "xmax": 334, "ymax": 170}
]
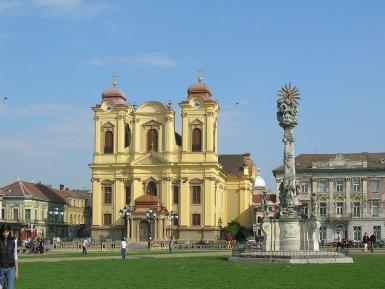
[{"xmin": 0, "ymin": 0, "xmax": 384, "ymax": 191}]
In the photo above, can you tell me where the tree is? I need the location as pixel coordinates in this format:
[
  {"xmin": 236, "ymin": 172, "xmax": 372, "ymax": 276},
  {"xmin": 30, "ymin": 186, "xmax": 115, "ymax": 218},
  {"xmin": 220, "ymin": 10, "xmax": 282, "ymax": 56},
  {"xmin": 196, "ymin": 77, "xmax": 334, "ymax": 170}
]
[{"xmin": 225, "ymin": 221, "xmax": 246, "ymax": 241}]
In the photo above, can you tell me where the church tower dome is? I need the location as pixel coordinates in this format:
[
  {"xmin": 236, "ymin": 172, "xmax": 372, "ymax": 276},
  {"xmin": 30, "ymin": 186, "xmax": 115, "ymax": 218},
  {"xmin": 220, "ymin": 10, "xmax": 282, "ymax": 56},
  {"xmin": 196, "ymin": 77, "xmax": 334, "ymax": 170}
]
[
  {"xmin": 102, "ymin": 78, "xmax": 127, "ymax": 104},
  {"xmin": 254, "ymin": 168, "xmax": 266, "ymax": 188},
  {"xmin": 187, "ymin": 73, "xmax": 212, "ymax": 100}
]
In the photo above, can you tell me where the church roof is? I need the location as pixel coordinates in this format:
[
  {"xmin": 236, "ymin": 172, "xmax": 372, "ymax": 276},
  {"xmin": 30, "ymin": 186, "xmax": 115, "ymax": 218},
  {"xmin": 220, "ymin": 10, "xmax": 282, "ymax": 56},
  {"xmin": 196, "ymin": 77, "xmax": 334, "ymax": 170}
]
[
  {"xmin": 101, "ymin": 81, "xmax": 127, "ymax": 104},
  {"xmin": 187, "ymin": 81, "xmax": 212, "ymax": 100},
  {"xmin": 134, "ymin": 194, "xmax": 159, "ymax": 208},
  {"xmin": 219, "ymin": 154, "xmax": 252, "ymax": 175},
  {"xmin": 252, "ymin": 193, "xmax": 276, "ymax": 204},
  {"xmin": 273, "ymin": 152, "xmax": 385, "ymax": 174}
]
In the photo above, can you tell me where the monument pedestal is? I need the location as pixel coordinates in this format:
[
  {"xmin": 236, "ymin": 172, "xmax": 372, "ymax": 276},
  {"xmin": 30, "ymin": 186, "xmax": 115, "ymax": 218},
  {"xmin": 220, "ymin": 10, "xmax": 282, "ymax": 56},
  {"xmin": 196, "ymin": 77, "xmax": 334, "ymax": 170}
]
[
  {"xmin": 261, "ymin": 218, "xmax": 321, "ymax": 252},
  {"xmin": 232, "ymin": 218, "xmax": 352, "ymax": 264},
  {"xmin": 229, "ymin": 251, "xmax": 353, "ymax": 264},
  {"xmin": 279, "ymin": 220, "xmax": 301, "ymax": 251}
]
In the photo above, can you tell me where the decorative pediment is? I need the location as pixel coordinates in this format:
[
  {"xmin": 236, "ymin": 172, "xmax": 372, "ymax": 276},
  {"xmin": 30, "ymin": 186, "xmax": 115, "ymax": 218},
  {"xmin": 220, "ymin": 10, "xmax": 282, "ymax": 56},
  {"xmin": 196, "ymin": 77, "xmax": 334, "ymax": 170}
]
[
  {"xmin": 102, "ymin": 121, "xmax": 115, "ymax": 128},
  {"xmin": 351, "ymin": 193, "xmax": 363, "ymax": 201},
  {"xmin": 101, "ymin": 121, "xmax": 115, "ymax": 132},
  {"xmin": 142, "ymin": 119, "xmax": 162, "ymax": 127},
  {"xmin": 334, "ymin": 194, "xmax": 344, "ymax": 201},
  {"xmin": 190, "ymin": 119, "xmax": 203, "ymax": 126},
  {"xmin": 132, "ymin": 152, "xmax": 168, "ymax": 166}
]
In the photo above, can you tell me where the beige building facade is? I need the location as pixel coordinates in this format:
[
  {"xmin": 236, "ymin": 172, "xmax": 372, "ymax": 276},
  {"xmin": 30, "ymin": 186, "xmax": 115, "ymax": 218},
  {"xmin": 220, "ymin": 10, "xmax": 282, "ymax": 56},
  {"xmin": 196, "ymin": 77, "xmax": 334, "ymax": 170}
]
[
  {"xmin": 273, "ymin": 153, "xmax": 385, "ymax": 243},
  {"xmin": 90, "ymin": 78, "xmax": 256, "ymax": 242},
  {"xmin": 0, "ymin": 181, "xmax": 91, "ymax": 240}
]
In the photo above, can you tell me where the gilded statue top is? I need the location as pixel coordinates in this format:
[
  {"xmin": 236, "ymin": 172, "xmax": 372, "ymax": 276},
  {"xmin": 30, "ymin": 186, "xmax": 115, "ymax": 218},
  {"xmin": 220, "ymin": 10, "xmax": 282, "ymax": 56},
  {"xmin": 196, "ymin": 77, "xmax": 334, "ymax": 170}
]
[{"xmin": 277, "ymin": 82, "xmax": 300, "ymax": 128}]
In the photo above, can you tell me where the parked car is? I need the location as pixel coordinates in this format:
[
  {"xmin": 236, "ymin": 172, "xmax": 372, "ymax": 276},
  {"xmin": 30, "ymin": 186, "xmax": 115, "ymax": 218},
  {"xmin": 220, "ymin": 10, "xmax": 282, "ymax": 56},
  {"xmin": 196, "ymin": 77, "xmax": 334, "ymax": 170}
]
[
  {"xmin": 52, "ymin": 237, "xmax": 61, "ymax": 243},
  {"xmin": 246, "ymin": 236, "xmax": 256, "ymax": 245}
]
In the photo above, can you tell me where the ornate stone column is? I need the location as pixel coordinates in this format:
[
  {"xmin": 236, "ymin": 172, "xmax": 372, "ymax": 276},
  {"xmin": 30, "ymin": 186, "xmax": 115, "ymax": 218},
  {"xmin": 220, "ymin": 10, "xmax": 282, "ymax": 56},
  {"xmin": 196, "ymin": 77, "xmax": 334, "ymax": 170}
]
[
  {"xmin": 276, "ymin": 83, "xmax": 301, "ymax": 251},
  {"xmin": 276, "ymin": 83, "xmax": 300, "ymax": 219}
]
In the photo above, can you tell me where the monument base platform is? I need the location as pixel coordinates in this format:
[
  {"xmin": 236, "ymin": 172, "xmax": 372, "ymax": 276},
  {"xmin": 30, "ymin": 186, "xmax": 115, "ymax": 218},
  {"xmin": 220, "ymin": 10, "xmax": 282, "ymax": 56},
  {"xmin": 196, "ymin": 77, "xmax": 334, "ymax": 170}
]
[{"xmin": 229, "ymin": 250, "xmax": 353, "ymax": 264}]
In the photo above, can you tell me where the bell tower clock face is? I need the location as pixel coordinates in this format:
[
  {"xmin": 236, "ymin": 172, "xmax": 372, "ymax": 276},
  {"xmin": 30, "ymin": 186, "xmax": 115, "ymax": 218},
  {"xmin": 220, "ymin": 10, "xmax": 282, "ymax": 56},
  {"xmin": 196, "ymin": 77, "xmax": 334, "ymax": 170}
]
[
  {"xmin": 194, "ymin": 100, "xmax": 201, "ymax": 108},
  {"xmin": 103, "ymin": 102, "xmax": 113, "ymax": 112}
]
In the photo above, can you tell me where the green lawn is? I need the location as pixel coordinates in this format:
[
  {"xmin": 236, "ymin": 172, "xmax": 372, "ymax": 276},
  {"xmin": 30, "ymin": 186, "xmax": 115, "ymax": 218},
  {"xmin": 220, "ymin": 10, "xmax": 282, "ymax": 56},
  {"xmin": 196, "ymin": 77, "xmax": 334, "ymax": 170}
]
[
  {"xmin": 17, "ymin": 255, "xmax": 384, "ymax": 289},
  {"xmin": 19, "ymin": 249, "xmax": 226, "ymax": 259}
]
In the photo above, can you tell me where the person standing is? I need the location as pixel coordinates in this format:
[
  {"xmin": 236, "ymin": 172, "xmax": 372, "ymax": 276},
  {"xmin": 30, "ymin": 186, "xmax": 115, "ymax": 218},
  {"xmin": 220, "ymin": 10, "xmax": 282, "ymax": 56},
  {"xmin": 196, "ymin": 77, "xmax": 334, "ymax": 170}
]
[
  {"xmin": 335, "ymin": 232, "xmax": 342, "ymax": 252},
  {"xmin": 363, "ymin": 232, "xmax": 369, "ymax": 252},
  {"xmin": 168, "ymin": 237, "xmax": 174, "ymax": 254},
  {"xmin": 82, "ymin": 238, "xmax": 89, "ymax": 256},
  {"xmin": 37, "ymin": 235, "xmax": 44, "ymax": 254},
  {"xmin": 226, "ymin": 233, "xmax": 233, "ymax": 250},
  {"xmin": 121, "ymin": 238, "xmax": 127, "ymax": 259},
  {"xmin": 370, "ymin": 232, "xmax": 376, "ymax": 253},
  {"xmin": 0, "ymin": 224, "xmax": 19, "ymax": 289}
]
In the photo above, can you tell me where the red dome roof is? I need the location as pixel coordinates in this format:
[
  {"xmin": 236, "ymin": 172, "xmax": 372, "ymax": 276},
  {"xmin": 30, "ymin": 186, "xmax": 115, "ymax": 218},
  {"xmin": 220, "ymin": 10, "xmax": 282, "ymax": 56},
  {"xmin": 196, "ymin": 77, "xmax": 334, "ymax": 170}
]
[
  {"xmin": 102, "ymin": 81, "xmax": 127, "ymax": 103},
  {"xmin": 134, "ymin": 195, "xmax": 159, "ymax": 208},
  {"xmin": 187, "ymin": 81, "xmax": 212, "ymax": 100}
]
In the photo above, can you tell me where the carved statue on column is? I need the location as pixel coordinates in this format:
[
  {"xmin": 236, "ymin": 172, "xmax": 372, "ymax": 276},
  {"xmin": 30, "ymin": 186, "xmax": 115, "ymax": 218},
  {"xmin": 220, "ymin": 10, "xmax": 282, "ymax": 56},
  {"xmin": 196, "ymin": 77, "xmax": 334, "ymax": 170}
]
[
  {"xmin": 310, "ymin": 192, "xmax": 319, "ymax": 220},
  {"xmin": 276, "ymin": 83, "xmax": 301, "ymax": 220}
]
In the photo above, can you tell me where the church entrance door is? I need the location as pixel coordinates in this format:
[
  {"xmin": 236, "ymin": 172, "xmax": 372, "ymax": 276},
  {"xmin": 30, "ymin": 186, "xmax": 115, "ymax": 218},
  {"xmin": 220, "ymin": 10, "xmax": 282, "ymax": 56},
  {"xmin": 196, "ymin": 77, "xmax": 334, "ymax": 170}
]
[{"xmin": 139, "ymin": 220, "xmax": 149, "ymax": 242}]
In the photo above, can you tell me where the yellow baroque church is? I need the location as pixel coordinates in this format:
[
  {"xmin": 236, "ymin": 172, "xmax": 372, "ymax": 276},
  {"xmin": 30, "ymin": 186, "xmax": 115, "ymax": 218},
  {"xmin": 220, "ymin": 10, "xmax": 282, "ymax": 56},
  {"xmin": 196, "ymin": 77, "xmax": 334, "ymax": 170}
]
[{"xmin": 90, "ymin": 77, "xmax": 256, "ymax": 243}]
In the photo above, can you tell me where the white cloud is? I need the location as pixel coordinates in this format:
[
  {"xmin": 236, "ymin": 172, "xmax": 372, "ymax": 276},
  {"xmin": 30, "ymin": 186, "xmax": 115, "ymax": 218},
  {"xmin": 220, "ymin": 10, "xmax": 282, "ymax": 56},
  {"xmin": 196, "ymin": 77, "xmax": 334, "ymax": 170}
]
[
  {"xmin": 9, "ymin": 102, "xmax": 74, "ymax": 117},
  {"xmin": 0, "ymin": 1, "xmax": 21, "ymax": 12},
  {"xmin": 89, "ymin": 57, "xmax": 111, "ymax": 66},
  {"xmin": 132, "ymin": 53, "xmax": 177, "ymax": 67},
  {"xmin": 0, "ymin": 0, "xmax": 107, "ymax": 17},
  {"xmin": 89, "ymin": 53, "xmax": 178, "ymax": 67},
  {"xmin": 0, "ymin": 100, "xmax": 92, "ymax": 157}
]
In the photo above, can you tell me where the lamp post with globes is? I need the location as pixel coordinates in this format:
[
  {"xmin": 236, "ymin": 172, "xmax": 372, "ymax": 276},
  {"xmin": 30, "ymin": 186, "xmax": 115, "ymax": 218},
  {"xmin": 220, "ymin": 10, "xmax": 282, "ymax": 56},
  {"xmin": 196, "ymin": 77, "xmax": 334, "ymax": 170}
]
[
  {"xmin": 167, "ymin": 211, "xmax": 179, "ymax": 239},
  {"xmin": 146, "ymin": 208, "xmax": 157, "ymax": 248},
  {"xmin": 48, "ymin": 207, "xmax": 64, "ymax": 240},
  {"xmin": 119, "ymin": 206, "xmax": 132, "ymax": 239}
]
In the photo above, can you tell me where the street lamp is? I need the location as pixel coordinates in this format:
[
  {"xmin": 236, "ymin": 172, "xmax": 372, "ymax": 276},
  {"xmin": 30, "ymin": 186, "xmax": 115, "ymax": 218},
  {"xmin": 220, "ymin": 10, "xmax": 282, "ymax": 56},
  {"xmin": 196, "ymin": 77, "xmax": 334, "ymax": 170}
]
[
  {"xmin": 48, "ymin": 207, "xmax": 64, "ymax": 239},
  {"xmin": 167, "ymin": 211, "xmax": 179, "ymax": 239},
  {"xmin": 146, "ymin": 208, "xmax": 157, "ymax": 248},
  {"xmin": 218, "ymin": 218, "xmax": 223, "ymax": 228},
  {"xmin": 119, "ymin": 206, "xmax": 132, "ymax": 239}
]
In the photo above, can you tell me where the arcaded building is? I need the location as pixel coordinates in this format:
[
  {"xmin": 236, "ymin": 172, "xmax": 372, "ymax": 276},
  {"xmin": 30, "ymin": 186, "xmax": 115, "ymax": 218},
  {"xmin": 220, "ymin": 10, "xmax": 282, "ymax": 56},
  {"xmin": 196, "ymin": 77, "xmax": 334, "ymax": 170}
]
[{"xmin": 90, "ymin": 77, "xmax": 256, "ymax": 242}]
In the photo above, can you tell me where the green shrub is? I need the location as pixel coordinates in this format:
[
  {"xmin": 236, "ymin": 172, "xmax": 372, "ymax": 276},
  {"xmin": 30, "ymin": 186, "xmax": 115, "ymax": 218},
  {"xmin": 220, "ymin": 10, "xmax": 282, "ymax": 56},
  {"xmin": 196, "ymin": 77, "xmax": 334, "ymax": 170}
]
[{"xmin": 225, "ymin": 221, "xmax": 246, "ymax": 241}]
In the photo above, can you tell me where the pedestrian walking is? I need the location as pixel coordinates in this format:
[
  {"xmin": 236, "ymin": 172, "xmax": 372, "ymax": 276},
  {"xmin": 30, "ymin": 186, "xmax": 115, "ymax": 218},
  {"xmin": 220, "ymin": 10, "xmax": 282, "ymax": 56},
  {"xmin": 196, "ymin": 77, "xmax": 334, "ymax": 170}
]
[
  {"xmin": 82, "ymin": 238, "xmax": 89, "ymax": 256},
  {"xmin": 37, "ymin": 235, "xmax": 44, "ymax": 254},
  {"xmin": 370, "ymin": 233, "xmax": 376, "ymax": 253},
  {"xmin": 363, "ymin": 232, "xmax": 369, "ymax": 252},
  {"xmin": 226, "ymin": 233, "xmax": 233, "ymax": 250},
  {"xmin": 335, "ymin": 232, "xmax": 342, "ymax": 252},
  {"xmin": 147, "ymin": 233, "xmax": 152, "ymax": 249},
  {"xmin": 168, "ymin": 237, "xmax": 174, "ymax": 254},
  {"xmin": 0, "ymin": 224, "xmax": 19, "ymax": 289},
  {"xmin": 121, "ymin": 238, "xmax": 127, "ymax": 259}
]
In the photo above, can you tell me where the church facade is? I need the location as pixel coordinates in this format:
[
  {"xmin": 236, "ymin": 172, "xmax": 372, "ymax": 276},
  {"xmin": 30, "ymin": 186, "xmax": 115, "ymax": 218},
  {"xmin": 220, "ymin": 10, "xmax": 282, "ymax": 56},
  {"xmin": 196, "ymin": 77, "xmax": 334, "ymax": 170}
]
[{"xmin": 90, "ymin": 78, "xmax": 256, "ymax": 242}]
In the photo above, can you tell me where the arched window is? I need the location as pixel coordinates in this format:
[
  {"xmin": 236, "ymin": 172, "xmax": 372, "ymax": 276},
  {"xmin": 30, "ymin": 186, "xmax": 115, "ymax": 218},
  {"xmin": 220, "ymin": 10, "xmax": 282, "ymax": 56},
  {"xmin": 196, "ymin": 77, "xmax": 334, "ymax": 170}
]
[
  {"xmin": 125, "ymin": 124, "xmax": 131, "ymax": 147},
  {"xmin": 104, "ymin": 131, "xmax": 113, "ymax": 154},
  {"xmin": 125, "ymin": 185, "xmax": 131, "ymax": 205},
  {"xmin": 192, "ymin": 128, "xmax": 202, "ymax": 152},
  {"xmin": 104, "ymin": 186, "xmax": 112, "ymax": 204},
  {"xmin": 147, "ymin": 129, "xmax": 158, "ymax": 152},
  {"xmin": 147, "ymin": 181, "xmax": 157, "ymax": 196}
]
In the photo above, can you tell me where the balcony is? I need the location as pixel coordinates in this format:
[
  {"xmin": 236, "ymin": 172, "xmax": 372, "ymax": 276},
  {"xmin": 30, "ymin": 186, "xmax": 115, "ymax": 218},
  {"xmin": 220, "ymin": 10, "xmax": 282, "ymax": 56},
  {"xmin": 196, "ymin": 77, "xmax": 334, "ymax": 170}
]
[{"xmin": 321, "ymin": 213, "xmax": 352, "ymax": 220}]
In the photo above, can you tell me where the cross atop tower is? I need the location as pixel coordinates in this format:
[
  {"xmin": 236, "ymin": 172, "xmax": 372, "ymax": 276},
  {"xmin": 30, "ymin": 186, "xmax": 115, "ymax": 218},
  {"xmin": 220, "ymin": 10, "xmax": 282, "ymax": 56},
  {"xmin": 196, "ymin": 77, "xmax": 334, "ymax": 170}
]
[
  {"xmin": 197, "ymin": 67, "xmax": 203, "ymax": 82},
  {"xmin": 112, "ymin": 72, "xmax": 118, "ymax": 86}
]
